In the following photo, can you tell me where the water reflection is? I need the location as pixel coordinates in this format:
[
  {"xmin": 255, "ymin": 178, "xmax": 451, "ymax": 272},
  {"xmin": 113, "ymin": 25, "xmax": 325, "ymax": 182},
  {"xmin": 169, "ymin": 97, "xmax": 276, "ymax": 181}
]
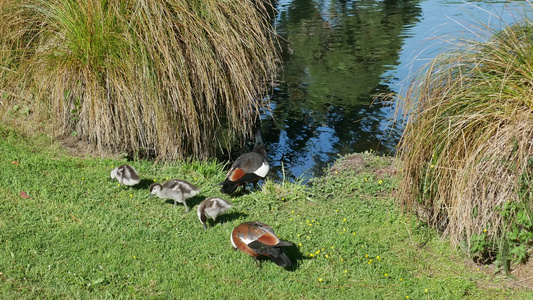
[
  {"xmin": 263, "ymin": 0, "xmax": 422, "ymax": 180},
  {"xmin": 258, "ymin": 0, "xmax": 529, "ymax": 181}
]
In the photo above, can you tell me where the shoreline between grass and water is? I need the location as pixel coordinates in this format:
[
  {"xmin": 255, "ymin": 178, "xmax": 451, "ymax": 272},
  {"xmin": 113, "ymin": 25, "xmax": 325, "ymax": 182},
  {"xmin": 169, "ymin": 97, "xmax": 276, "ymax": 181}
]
[{"xmin": 0, "ymin": 128, "xmax": 531, "ymax": 299}]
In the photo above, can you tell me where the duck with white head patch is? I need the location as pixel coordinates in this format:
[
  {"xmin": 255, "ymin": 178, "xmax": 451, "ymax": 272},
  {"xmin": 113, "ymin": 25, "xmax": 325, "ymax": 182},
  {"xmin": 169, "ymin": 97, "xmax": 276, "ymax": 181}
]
[
  {"xmin": 149, "ymin": 179, "xmax": 200, "ymax": 212},
  {"xmin": 110, "ymin": 164, "xmax": 140, "ymax": 186},
  {"xmin": 197, "ymin": 197, "xmax": 233, "ymax": 229},
  {"xmin": 220, "ymin": 129, "xmax": 269, "ymax": 194}
]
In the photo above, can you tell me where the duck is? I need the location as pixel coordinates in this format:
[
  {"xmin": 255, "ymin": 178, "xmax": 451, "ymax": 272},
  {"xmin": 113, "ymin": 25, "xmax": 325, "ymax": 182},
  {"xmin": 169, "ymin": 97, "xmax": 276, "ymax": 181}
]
[
  {"xmin": 149, "ymin": 179, "xmax": 200, "ymax": 212},
  {"xmin": 231, "ymin": 221, "xmax": 293, "ymax": 267},
  {"xmin": 220, "ymin": 129, "xmax": 269, "ymax": 194},
  {"xmin": 197, "ymin": 197, "xmax": 233, "ymax": 229},
  {"xmin": 110, "ymin": 164, "xmax": 140, "ymax": 186}
]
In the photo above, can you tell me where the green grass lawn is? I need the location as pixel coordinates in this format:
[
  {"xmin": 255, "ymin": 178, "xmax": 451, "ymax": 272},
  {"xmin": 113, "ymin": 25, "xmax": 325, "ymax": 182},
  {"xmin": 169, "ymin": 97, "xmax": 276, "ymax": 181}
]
[{"xmin": 0, "ymin": 126, "xmax": 531, "ymax": 299}]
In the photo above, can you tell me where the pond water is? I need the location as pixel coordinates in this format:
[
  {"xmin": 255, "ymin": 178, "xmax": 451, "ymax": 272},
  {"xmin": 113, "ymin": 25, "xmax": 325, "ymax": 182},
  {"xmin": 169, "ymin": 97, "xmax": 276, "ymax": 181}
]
[{"xmin": 260, "ymin": 0, "xmax": 530, "ymax": 181}]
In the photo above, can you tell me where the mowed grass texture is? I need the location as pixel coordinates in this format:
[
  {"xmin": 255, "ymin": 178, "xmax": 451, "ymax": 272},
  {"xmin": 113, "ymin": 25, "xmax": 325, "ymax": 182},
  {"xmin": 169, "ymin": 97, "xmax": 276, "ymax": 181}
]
[{"xmin": 0, "ymin": 129, "xmax": 529, "ymax": 299}]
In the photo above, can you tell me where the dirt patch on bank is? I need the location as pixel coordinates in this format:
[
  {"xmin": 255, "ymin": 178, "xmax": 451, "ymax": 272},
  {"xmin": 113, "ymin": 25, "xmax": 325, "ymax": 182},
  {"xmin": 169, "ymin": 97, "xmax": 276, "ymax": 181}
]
[
  {"xmin": 59, "ymin": 136, "xmax": 121, "ymax": 159},
  {"xmin": 328, "ymin": 153, "xmax": 397, "ymax": 178}
]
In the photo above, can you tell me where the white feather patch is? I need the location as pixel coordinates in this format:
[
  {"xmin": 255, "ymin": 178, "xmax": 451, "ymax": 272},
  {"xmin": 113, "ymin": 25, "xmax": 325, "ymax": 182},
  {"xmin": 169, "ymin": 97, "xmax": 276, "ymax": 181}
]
[
  {"xmin": 231, "ymin": 233, "xmax": 237, "ymax": 248},
  {"xmin": 253, "ymin": 162, "xmax": 269, "ymax": 178},
  {"xmin": 240, "ymin": 236, "xmax": 256, "ymax": 245}
]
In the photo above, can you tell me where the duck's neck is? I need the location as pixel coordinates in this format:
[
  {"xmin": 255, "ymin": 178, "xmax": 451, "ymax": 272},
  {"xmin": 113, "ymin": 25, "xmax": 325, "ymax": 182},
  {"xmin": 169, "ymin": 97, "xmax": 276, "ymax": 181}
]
[{"xmin": 253, "ymin": 144, "xmax": 267, "ymax": 158}]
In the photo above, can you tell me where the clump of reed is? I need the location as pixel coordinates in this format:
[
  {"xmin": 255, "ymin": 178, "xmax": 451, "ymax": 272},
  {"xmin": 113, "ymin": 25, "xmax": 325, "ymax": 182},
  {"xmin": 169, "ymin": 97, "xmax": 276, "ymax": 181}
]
[
  {"xmin": 396, "ymin": 10, "xmax": 533, "ymax": 265},
  {"xmin": 0, "ymin": 0, "xmax": 277, "ymax": 159}
]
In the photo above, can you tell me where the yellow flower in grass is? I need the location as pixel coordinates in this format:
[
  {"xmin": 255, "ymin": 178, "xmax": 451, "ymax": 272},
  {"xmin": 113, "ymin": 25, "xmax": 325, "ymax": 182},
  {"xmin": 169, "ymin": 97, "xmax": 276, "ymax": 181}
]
[
  {"xmin": 315, "ymin": 250, "xmax": 320, "ymax": 255},
  {"xmin": 384, "ymin": 273, "xmax": 388, "ymax": 277},
  {"xmin": 318, "ymin": 278, "xmax": 323, "ymax": 283},
  {"xmin": 424, "ymin": 289, "xmax": 428, "ymax": 293},
  {"xmin": 325, "ymin": 255, "xmax": 329, "ymax": 259},
  {"xmin": 343, "ymin": 218, "xmax": 347, "ymax": 222},
  {"xmin": 344, "ymin": 270, "xmax": 348, "ymax": 274},
  {"xmin": 378, "ymin": 180, "xmax": 383, "ymax": 185}
]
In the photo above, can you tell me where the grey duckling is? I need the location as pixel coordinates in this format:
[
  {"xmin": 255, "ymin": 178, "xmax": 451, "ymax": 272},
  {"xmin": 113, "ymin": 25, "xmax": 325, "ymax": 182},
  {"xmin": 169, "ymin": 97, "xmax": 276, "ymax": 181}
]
[
  {"xmin": 110, "ymin": 164, "xmax": 140, "ymax": 186},
  {"xmin": 149, "ymin": 179, "xmax": 200, "ymax": 212}
]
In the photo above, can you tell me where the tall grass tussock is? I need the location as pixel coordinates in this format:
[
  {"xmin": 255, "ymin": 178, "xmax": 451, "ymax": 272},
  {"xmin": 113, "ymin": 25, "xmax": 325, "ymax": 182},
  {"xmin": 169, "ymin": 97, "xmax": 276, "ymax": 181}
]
[
  {"xmin": 0, "ymin": 0, "xmax": 277, "ymax": 159},
  {"xmin": 397, "ymin": 6, "xmax": 533, "ymax": 268}
]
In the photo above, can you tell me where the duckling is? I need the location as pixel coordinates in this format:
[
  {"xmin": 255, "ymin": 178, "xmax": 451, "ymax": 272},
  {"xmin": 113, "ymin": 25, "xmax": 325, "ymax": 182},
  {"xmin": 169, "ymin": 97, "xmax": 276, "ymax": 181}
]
[
  {"xmin": 231, "ymin": 221, "xmax": 293, "ymax": 267},
  {"xmin": 197, "ymin": 197, "xmax": 233, "ymax": 229},
  {"xmin": 110, "ymin": 164, "xmax": 140, "ymax": 186},
  {"xmin": 220, "ymin": 129, "xmax": 269, "ymax": 194},
  {"xmin": 149, "ymin": 179, "xmax": 200, "ymax": 212}
]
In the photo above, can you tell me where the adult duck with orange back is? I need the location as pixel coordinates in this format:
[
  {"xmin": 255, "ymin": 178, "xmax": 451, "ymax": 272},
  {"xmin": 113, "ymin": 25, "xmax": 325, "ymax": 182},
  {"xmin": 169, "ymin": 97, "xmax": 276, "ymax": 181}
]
[
  {"xmin": 220, "ymin": 130, "xmax": 269, "ymax": 194},
  {"xmin": 149, "ymin": 179, "xmax": 200, "ymax": 212},
  {"xmin": 110, "ymin": 164, "xmax": 140, "ymax": 186},
  {"xmin": 231, "ymin": 221, "xmax": 293, "ymax": 267}
]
